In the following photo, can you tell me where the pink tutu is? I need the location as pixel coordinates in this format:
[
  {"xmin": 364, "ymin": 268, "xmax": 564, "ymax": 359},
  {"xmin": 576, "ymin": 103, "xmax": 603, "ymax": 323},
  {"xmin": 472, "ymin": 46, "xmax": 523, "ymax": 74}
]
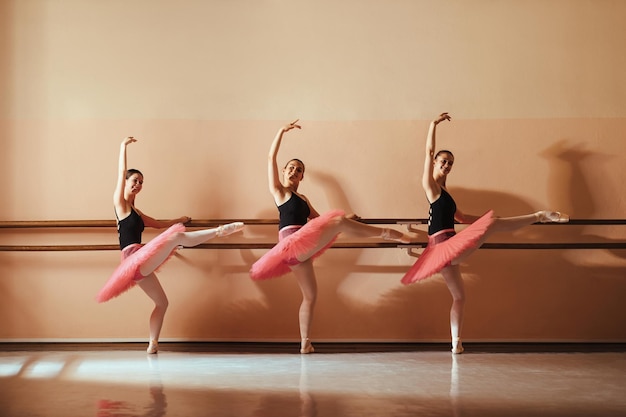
[
  {"xmin": 401, "ymin": 210, "xmax": 495, "ymax": 284},
  {"xmin": 250, "ymin": 209, "xmax": 345, "ymax": 280},
  {"xmin": 96, "ymin": 223, "xmax": 186, "ymax": 302}
]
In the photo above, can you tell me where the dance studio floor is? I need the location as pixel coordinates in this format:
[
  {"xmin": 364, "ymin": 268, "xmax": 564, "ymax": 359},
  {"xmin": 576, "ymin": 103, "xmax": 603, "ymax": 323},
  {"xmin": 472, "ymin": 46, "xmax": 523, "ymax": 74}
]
[{"xmin": 0, "ymin": 343, "xmax": 625, "ymax": 417}]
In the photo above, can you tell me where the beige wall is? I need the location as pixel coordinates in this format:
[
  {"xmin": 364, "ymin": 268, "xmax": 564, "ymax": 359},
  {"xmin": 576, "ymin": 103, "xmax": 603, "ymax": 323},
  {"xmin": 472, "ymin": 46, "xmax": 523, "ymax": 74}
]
[{"xmin": 1, "ymin": 0, "xmax": 625, "ymax": 342}]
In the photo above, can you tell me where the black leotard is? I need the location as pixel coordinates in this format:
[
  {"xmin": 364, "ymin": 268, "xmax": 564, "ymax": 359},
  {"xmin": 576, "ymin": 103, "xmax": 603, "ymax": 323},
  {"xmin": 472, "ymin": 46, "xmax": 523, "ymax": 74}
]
[
  {"xmin": 278, "ymin": 193, "xmax": 310, "ymax": 229},
  {"xmin": 116, "ymin": 207, "xmax": 145, "ymax": 250},
  {"xmin": 428, "ymin": 188, "xmax": 457, "ymax": 235}
]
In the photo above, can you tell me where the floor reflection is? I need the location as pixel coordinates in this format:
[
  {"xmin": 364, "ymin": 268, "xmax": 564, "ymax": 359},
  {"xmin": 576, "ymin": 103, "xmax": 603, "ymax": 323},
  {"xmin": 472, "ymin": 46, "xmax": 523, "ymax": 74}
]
[
  {"xmin": 97, "ymin": 356, "xmax": 166, "ymax": 417},
  {"xmin": 0, "ymin": 346, "xmax": 625, "ymax": 416}
]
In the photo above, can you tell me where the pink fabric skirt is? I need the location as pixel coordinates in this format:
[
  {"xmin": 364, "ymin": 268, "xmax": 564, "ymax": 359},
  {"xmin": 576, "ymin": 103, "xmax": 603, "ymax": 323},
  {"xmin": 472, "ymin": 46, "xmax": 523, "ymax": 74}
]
[
  {"xmin": 96, "ymin": 223, "xmax": 186, "ymax": 303},
  {"xmin": 401, "ymin": 210, "xmax": 495, "ymax": 284},
  {"xmin": 250, "ymin": 209, "xmax": 345, "ymax": 280}
]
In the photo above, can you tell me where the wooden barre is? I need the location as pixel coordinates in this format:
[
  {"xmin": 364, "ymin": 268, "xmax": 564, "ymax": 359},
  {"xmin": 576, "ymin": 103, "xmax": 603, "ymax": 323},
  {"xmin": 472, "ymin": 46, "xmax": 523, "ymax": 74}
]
[
  {"xmin": 0, "ymin": 219, "xmax": 427, "ymax": 228},
  {"xmin": 1, "ymin": 218, "xmax": 625, "ymax": 229},
  {"xmin": 1, "ymin": 242, "xmax": 625, "ymax": 252}
]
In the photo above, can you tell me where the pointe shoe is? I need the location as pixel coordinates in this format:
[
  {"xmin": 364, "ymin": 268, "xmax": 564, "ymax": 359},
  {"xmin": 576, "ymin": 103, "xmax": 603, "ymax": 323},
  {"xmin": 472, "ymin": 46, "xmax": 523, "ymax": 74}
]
[
  {"xmin": 216, "ymin": 222, "xmax": 245, "ymax": 237},
  {"xmin": 147, "ymin": 339, "xmax": 159, "ymax": 354},
  {"xmin": 381, "ymin": 228, "xmax": 411, "ymax": 244},
  {"xmin": 300, "ymin": 339, "xmax": 315, "ymax": 354},
  {"xmin": 451, "ymin": 337, "xmax": 464, "ymax": 354},
  {"xmin": 538, "ymin": 211, "xmax": 570, "ymax": 224}
]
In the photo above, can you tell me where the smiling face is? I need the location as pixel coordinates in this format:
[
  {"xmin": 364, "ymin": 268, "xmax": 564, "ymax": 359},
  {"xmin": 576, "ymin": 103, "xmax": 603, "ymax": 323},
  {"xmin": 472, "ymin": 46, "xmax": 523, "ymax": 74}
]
[
  {"xmin": 125, "ymin": 171, "xmax": 144, "ymax": 197},
  {"xmin": 282, "ymin": 159, "xmax": 305, "ymax": 189},
  {"xmin": 434, "ymin": 151, "xmax": 454, "ymax": 176}
]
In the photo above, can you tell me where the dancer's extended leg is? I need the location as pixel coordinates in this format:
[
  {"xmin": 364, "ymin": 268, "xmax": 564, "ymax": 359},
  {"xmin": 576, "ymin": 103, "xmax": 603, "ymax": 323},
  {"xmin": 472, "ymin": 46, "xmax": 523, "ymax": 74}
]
[
  {"xmin": 291, "ymin": 260, "xmax": 317, "ymax": 354},
  {"xmin": 136, "ymin": 273, "xmax": 169, "ymax": 354},
  {"xmin": 295, "ymin": 216, "xmax": 410, "ymax": 262},
  {"xmin": 139, "ymin": 222, "xmax": 244, "ymax": 276},
  {"xmin": 441, "ymin": 264, "xmax": 465, "ymax": 354}
]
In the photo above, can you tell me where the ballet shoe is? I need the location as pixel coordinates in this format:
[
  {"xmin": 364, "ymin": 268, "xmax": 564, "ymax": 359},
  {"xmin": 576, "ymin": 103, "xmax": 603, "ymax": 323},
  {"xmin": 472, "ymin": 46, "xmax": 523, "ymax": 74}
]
[
  {"xmin": 216, "ymin": 222, "xmax": 245, "ymax": 237},
  {"xmin": 381, "ymin": 228, "xmax": 411, "ymax": 244},
  {"xmin": 147, "ymin": 339, "xmax": 159, "ymax": 354},
  {"xmin": 538, "ymin": 211, "xmax": 570, "ymax": 224},
  {"xmin": 451, "ymin": 337, "xmax": 464, "ymax": 354},
  {"xmin": 300, "ymin": 339, "xmax": 315, "ymax": 354}
]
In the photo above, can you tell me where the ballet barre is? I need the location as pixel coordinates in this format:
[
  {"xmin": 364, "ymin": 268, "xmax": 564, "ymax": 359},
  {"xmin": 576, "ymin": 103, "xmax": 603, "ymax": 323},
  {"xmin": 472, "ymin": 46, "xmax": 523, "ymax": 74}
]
[
  {"xmin": 1, "ymin": 242, "xmax": 626, "ymax": 252},
  {"xmin": 0, "ymin": 218, "xmax": 428, "ymax": 229},
  {"xmin": 2, "ymin": 218, "xmax": 625, "ymax": 229},
  {"xmin": 1, "ymin": 218, "xmax": 625, "ymax": 252}
]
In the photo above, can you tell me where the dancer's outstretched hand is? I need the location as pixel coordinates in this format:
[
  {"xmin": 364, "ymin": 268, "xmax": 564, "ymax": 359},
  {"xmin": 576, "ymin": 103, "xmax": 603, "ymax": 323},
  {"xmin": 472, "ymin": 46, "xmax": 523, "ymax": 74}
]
[
  {"xmin": 281, "ymin": 119, "xmax": 301, "ymax": 133},
  {"xmin": 434, "ymin": 113, "xmax": 451, "ymax": 125},
  {"xmin": 122, "ymin": 136, "xmax": 137, "ymax": 146}
]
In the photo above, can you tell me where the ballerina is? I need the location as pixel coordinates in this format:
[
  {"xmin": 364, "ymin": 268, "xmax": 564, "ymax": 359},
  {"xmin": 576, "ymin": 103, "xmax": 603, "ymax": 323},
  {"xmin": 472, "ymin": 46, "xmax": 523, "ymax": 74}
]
[
  {"xmin": 402, "ymin": 113, "xmax": 569, "ymax": 354},
  {"xmin": 251, "ymin": 120, "xmax": 412, "ymax": 353},
  {"xmin": 98, "ymin": 136, "xmax": 244, "ymax": 354}
]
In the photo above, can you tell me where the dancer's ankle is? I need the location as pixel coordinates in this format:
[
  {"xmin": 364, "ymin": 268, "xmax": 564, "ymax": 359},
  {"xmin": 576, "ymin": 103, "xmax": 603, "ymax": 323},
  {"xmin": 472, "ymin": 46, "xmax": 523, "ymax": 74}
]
[
  {"xmin": 300, "ymin": 338, "xmax": 315, "ymax": 354},
  {"xmin": 147, "ymin": 339, "xmax": 159, "ymax": 354},
  {"xmin": 451, "ymin": 337, "xmax": 464, "ymax": 354}
]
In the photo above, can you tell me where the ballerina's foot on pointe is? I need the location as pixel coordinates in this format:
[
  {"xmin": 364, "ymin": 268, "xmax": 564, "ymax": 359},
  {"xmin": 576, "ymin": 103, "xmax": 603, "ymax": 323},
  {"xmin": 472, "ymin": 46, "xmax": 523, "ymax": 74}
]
[
  {"xmin": 216, "ymin": 222, "xmax": 245, "ymax": 237},
  {"xmin": 147, "ymin": 339, "xmax": 159, "ymax": 354},
  {"xmin": 536, "ymin": 211, "xmax": 570, "ymax": 224},
  {"xmin": 381, "ymin": 228, "xmax": 412, "ymax": 244},
  {"xmin": 300, "ymin": 338, "xmax": 315, "ymax": 354},
  {"xmin": 451, "ymin": 337, "xmax": 464, "ymax": 355}
]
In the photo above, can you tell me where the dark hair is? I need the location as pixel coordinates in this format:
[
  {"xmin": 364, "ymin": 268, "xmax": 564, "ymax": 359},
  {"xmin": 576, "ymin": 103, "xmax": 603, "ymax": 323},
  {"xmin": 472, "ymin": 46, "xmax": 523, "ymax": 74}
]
[
  {"xmin": 284, "ymin": 159, "xmax": 305, "ymax": 172},
  {"xmin": 435, "ymin": 150, "xmax": 454, "ymax": 159},
  {"xmin": 126, "ymin": 169, "xmax": 143, "ymax": 179}
]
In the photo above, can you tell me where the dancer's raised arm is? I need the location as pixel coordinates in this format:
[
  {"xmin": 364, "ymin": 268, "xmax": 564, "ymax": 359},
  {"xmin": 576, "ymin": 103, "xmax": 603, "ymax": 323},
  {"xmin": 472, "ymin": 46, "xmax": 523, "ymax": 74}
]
[
  {"xmin": 268, "ymin": 119, "xmax": 301, "ymax": 205},
  {"xmin": 113, "ymin": 136, "xmax": 137, "ymax": 219},
  {"xmin": 422, "ymin": 113, "xmax": 450, "ymax": 203}
]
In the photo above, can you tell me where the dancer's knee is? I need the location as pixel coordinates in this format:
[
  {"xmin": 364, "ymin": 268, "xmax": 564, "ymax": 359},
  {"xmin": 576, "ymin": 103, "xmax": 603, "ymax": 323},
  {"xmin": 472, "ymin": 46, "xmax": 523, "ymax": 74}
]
[
  {"xmin": 170, "ymin": 231, "xmax": 186, "ymax": 243},
  {"xmin": 151, "ymin": 294, "xmax": 169, "ymax": 311},
  {"xmin": 452, "ymin": 295, "xmax": 466, "ymax": 305}
]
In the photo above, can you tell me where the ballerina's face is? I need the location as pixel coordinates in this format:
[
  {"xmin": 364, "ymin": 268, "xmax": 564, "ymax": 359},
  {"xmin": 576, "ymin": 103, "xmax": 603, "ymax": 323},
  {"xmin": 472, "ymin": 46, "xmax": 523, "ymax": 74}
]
[
  {"xmin": 434, "ymin": 152, "xmax": 454, "ymax": 176},
  {"xmin": 125, "ymin": 172, "xmax": 144, "ymax": 196},
  {"xmin": 283, "ymin": 159, "xmax": 305, "ymax": 187}
]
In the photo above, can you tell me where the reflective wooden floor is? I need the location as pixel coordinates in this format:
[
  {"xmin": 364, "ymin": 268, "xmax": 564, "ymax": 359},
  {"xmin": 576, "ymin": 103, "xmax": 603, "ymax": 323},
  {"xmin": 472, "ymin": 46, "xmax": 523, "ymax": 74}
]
[{"xmin": 1, "ymin": 343, "xmax": 625, "ymax": 417}]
